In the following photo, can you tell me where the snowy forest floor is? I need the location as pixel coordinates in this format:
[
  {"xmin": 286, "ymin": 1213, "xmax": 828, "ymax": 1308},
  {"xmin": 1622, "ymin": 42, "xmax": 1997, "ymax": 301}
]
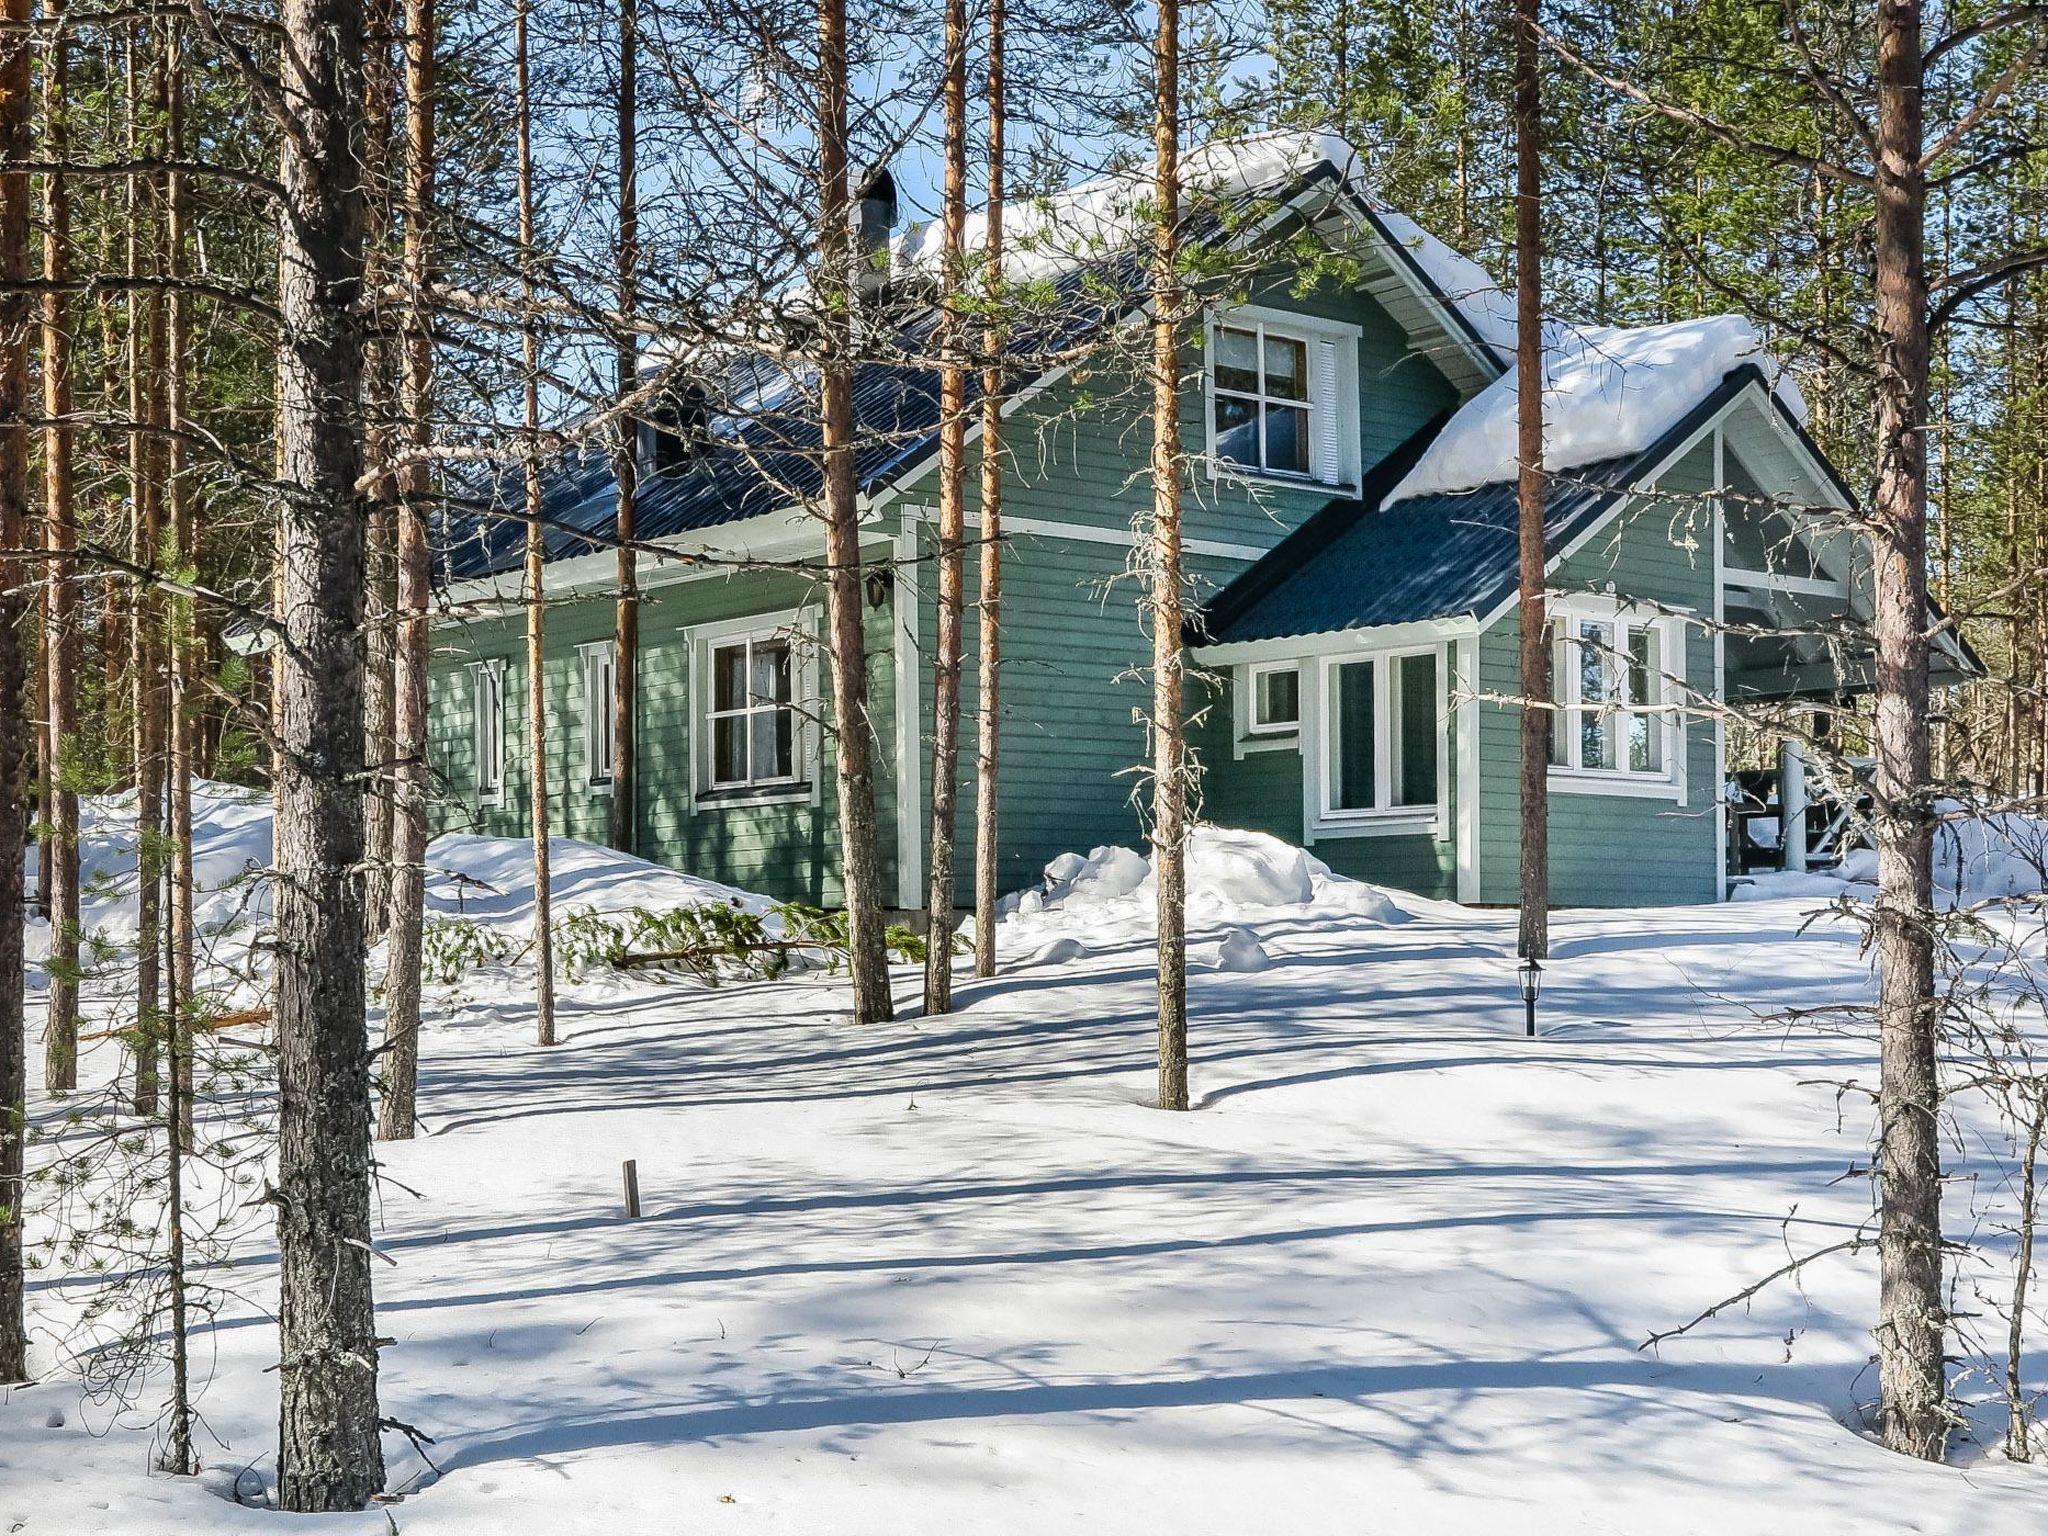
[{"xmin": 8, "ymin": 821, "xmax": 2048, "ymax": 1530}]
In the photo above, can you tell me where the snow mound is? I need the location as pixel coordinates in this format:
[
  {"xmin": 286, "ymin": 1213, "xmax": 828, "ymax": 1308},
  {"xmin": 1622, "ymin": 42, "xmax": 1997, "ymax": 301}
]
[
  {"xmin": 1735, "ymin": 802, "xmax": 2048, "ymax": 908},
  {"xmin": 1387, "ymin": 315, "xmax": 1809, "ymax": 504},
  {"xmin": 998, "ymin": 825, "xmax": 1418, "ymax": 949},
  {"xmin": 425, "ymin": 834, "xmax": 770, "ymax": 935},
  {"xmin": 1214, "ymin": 927, "xmax": 1273, "ymax": 973}
]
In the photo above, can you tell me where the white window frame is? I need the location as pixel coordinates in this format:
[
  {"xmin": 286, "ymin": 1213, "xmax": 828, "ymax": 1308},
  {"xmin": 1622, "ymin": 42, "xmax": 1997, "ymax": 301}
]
[
  {"xmin": 1311, "ymin": 643, "xmax": 1448, "ymax": 837},
  {"xmin": 1204, "ymin": 304, "xmax": 1359, "ymax": 492},
  {"xmin": 688, "ymin": 611, "xmax": 821, "ymax": 807},
  {"xmin": 580, "ymin": 641, "xmax": 616, "ymax": 791},
  {"xmin": 1244, "ymin": 660, "xmax": 1302, "ymax": 739},
  {"xmin": 468, "ymin": 659, "xmax": 507, "ymax": 806},
  {"xmin": 1547, "ymin": 596, "xmax": 1690, "ymax": 803}
]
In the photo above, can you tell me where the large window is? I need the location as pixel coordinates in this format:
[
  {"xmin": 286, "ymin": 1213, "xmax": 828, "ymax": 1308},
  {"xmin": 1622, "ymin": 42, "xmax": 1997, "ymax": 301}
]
[
  {"xmin": 1207, "ymin": 311, "xmax": 1352, "ymax": 485},
  {"xmin": 470, "ymin": 661, "xmax": 505, "ymax": 803},
  {"xmin": 704, "ymin": 631, "xmax": 800, "ymax": 791},
  {"xmin": 581, "ymin": 642, "xmax": 616, "ymax": 788},
  {"xmin": 1549, "ymin": 607, "xmax": 1682, "ymax": 785},
  {"xmin": 1321, "ymin": 648, "xmax": 1442, "ymax": 822}
]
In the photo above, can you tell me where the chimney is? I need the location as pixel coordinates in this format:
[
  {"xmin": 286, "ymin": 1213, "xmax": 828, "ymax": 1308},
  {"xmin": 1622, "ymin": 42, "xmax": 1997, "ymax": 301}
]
[{"xmin": 851, "ymin": 165, "xmax": 897, "ymax": 305}]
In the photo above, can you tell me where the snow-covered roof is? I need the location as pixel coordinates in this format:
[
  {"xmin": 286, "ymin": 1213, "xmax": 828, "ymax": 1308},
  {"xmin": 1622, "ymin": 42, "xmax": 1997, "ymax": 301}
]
[
  {"xmin": 1387, "ymin": 315, "xmax": 1810, "ymax": 504},
  {"xmin": 891, "ymin": 127, "xmax": 1514, "ymax": 371}
]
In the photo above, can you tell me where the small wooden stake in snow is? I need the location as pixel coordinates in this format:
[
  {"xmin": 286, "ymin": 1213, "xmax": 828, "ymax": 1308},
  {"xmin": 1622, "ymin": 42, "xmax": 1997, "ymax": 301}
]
[{"xmin": 621, "ymin": 1160, "xmax": 640, "ymax": 1219}]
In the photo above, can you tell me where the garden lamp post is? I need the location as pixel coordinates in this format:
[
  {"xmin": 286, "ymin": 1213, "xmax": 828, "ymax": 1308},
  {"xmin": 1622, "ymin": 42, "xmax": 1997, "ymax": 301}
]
[{"xmin": 1518, "ymin": 954, "xmax": 1542, "ymax": 1038}]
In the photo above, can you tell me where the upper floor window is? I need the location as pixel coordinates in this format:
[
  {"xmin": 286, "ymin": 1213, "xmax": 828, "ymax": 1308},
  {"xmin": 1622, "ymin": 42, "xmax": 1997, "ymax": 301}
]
[
  {"xmin": 1205, "ymin": 308, "xmax": 1356, "ymax": 488},
  {"xmin": 1548, "ymin": 603, "xmax": 1686, "ymax": 792}
]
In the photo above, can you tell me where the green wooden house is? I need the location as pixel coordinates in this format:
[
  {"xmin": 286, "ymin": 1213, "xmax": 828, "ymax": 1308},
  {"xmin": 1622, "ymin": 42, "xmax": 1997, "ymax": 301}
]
[{"xmin": 424, "ymin": 134, "xmax": 1971, "ymax": 910}]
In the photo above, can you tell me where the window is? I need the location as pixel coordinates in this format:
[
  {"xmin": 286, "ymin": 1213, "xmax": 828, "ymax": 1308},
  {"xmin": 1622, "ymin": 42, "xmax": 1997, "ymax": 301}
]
[
  {"xmin": 470, "ymin": 661, "xmax": 505, "ymax": 803},
  {"xmin": 1549, "ymin": 608, "xmax": 1680, "ymax": 783},
  {"xmin": 1206, "ymin": 312, "xmax": 1351, "ymax": 485},
  {"xmin": 1321, "ymin": 648, "xmax": 1441, "ymax": 821},
  {"xmin": 704, "ymin": 631, "xmax": 800, "ymax": 791},
  {"xmin": 582, "ymin": 643, "xmax": 616, "ymax": 788},
  {"xmin": 1247, "ymin": 662, "xmax": 1300, "ymax": 735}
]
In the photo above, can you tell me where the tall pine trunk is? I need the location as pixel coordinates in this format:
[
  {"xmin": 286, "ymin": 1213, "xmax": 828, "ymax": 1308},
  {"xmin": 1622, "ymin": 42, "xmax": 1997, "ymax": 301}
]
[
  {"xmin": 379, "ymin": 0, "xmax": 436, "ymax": 1143},
  {"xmin": 40, "ymin": 0, "xmax": 79, "ymax": 1093},
  {"xmin": 1870, "ymin": 0, "xmax": 1947, "ymax": 1462},
  {"xmin": 127, "ymin": 28, "xmax": 164, "ymax": 1118},
  {"xmin": 1513, "ymin": 0, "xmax": 1549, "ymax": 961},
  {"xmin": 164, "ymin": 22, "xmax": 196, "ymax": 1155},
  {"xmin": 161, "ymin": 25, "xmax": 198, "ymax": 1468},
  {"xmin": 271, "ymin": 0, "xmax": 384, "ymax": 1505},
  {"xmin": 923, "ymin": 0, "xmax": 969, "ymax": 1014},
  {"xmin": 1149, "ymin": 0, "xmax": 1189, "ymax": 1111},
  {"xmin": 610, "ymin": 0, "xmax": 639, "ymax": 854},
  {"xmin": 970, "ymin": 0, "xmax": 1006, "ymax": 980},
  {"xmin": 516, "ymin": 0, "xmax": 556, "ymax": 1047},
  {"xmin": 361, "ymin": 0, "xmax": 399, "ymax": 938},
  {"xmin": 0, "ymin": 0, "xmax": 35, "ymax": 1388},
  {"xmin": 815, "ymin": 0, "xmax": 893, "ymax": 1023}
]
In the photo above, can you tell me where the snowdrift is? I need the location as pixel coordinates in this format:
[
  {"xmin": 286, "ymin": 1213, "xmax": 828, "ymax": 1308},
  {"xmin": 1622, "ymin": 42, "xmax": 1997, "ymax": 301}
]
[
  {"xmin": 1738, "ymin": 801, "xmax": 2048, "ymax": 908},
  {"xmin": 424, "ymin": 833, "xmax": 769, "ymax": 936},
  {"xmin": 994, "ymin": 826, "xmax": 1429, "ymax": 964},
  {"xmin": 21, "ymin": 785, "xmax": 779, "ymax": 991}
]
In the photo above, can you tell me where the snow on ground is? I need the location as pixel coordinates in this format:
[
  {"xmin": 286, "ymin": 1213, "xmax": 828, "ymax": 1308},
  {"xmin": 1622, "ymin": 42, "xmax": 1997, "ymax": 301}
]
[
  {"xmin": 9, "ymin": 801, "xmax": 2048, "ymax": 1533},
  {"xmin": 1738, "ymin": 800, "xmax": 2048, "ymax": 908}
]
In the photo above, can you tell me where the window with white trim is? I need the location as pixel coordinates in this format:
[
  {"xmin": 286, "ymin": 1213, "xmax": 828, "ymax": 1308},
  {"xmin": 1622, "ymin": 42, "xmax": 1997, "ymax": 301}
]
[
  {"xmin": 703, "ymin": 630, "xmax": 800, "ymax": 791},
  {"xmin": 1246, "ymin": 661, "xmax": 1300, "ymax": 735},
  {"xmin": 581, "ymin": 642, "xmax": 616, "ymax": 787},
  {"xmin": 1207, "ymin": 312, "xmax": 1352, "ymax": 486},
  {"xmin": 1548, "ymin": 608, "xmax": 1680, "ymax": 780},
  {"xmin": 470, "ymin": 660, "xmax": 506, "ymax": 803},
  {"xmin": 1321, "ymin": 648, "xmax": 1442, "ymax": 821}
]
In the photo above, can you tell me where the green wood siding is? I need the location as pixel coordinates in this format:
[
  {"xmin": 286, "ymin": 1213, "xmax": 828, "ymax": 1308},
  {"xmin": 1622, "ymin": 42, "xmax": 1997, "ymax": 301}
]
[
  {"xmin": 1474, "ymin": 439, "xmax": 1721, "ymax": 907},
  {"xmin": 902, "ymin": 271, "xmax": 1459, "ymax": 554},
  {"xmin": 425, "ymin": 273, "xmax": 1459, "ymax": 909},
  {"xmin": 426, "ymin": 569, "xmax": 899, "ymax": 906}
]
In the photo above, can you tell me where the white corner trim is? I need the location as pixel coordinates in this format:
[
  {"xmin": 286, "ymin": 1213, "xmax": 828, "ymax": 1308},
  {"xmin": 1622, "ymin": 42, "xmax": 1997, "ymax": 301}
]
[{"xmin": 892, "ymin": 525, "xmax": 926, "ymax": 910}]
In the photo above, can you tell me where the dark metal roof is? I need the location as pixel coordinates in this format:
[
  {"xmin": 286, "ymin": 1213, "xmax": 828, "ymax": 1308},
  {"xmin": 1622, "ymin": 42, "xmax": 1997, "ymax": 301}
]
[
  {"xmin": 1194, "ymin": 367, "xmax": 1762, "ymax": 645},
  {"xmin": 434, "ymin": 158, "xmax": 1500, "ymax": 586},
  {"xmin": 434, "ymin": 249, "xmax": 1139, "ymax": 584}
]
